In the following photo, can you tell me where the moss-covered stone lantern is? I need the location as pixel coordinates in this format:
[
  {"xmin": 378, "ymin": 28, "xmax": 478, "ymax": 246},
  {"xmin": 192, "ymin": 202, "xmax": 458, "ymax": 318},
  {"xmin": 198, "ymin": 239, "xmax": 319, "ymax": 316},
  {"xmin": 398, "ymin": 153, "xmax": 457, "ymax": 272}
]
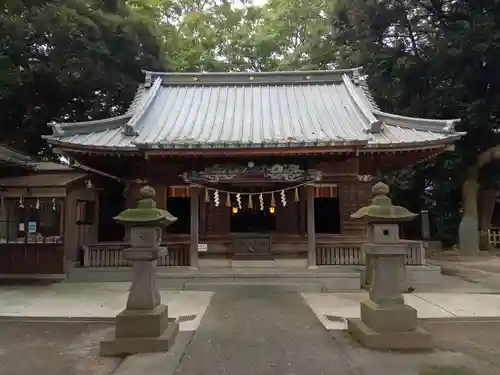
[
  {"xmin": 347, "ymin": 182, "xmax": 432, "ymax": 350},
  {"xmin": 100, "ymin": 186, "xmax": 179, "ymax": 357}
]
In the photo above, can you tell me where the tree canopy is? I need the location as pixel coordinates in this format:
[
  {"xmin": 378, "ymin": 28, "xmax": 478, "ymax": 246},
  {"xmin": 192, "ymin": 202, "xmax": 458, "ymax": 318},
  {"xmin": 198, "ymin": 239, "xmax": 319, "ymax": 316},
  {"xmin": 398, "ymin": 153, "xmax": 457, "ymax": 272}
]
[{"xmin": 0, "ymin": 0, "xmax": 165, "ymax": 155}]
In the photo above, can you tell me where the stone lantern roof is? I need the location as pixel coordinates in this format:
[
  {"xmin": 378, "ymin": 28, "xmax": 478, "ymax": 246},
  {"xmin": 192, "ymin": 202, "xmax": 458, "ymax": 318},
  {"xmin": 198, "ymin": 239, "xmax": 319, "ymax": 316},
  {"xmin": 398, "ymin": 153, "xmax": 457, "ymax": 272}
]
[
  {"xmin": 114, "ymin": 186, "xmax": 177, "ymax": 225},
  {"xmin": 350, "ymin": 182, "xmax": 417, "ymax": 222}
]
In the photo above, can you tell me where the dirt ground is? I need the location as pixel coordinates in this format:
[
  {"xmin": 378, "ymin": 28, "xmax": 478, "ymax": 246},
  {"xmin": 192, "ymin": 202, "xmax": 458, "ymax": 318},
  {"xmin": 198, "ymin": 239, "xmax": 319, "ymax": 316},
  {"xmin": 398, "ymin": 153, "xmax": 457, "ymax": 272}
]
[
  {"xmin": 0, "ymin": 321, "xmax": 121, "ymax": 375},
  {"xmin": 423, "ymin": 320, "xmax": 500, "ymax": 368}
]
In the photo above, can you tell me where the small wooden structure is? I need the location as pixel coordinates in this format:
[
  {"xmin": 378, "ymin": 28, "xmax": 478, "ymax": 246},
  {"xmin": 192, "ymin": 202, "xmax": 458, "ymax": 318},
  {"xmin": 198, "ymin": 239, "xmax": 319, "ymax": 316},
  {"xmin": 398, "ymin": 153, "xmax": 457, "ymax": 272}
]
[
  {"xmin": 0, "ymin": 149, "xmax": 98, "ymax": 276},
  {"xmin": 45, "ymin": 69, "xmax": 462, "ymax": 269}
]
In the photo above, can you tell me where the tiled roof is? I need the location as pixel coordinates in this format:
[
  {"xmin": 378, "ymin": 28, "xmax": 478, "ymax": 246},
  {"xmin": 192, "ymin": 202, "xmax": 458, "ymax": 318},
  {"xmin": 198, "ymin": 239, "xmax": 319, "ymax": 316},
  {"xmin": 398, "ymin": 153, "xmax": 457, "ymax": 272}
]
[
  {"xmin": 0, "ymin": 145, "xmax": 34, "ymax": 168},
  {"xmin": 45, "ymin": 69, "xmax": 462, "ymax": 151},
  {"xmin": 0, "ymin": 173, "xmax": 84, "ymax": 187}
]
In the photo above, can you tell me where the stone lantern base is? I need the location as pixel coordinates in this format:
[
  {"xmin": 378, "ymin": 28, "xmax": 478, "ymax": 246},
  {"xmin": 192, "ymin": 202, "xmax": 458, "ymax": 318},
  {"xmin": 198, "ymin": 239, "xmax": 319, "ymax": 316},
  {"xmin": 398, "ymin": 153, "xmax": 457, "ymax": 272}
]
[
  {"xmin": 347, "ymin": 300, "xmax": 432, "ymax": 350},
  {"xmin": 100, "ymin": 305, "xmax": 179, "ymax": 357}
]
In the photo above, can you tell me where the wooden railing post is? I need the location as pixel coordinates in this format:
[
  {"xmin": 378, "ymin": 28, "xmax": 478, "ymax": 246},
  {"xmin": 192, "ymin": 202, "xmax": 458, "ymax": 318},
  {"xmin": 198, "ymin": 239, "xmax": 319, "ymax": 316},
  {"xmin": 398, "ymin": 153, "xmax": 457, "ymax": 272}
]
[{"xmin": 83, "ymin": 245, "xmax": 90, "ymax": 267}]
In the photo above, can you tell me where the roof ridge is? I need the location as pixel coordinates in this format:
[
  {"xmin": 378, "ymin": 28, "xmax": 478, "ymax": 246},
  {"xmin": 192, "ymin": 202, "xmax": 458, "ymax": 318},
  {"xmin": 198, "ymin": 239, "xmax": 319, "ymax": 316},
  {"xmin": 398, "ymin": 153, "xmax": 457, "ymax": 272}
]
[
  {"xmin": 123, "ymin": 77, "xmax": 162, "ymax": 136},
  {"xmin": 143, "ymin": 68, "xmax": 363, "ymax": 77},
  {"xmin": 341, "ymin": 74, "xmax": 381, "ymax": 132},
  {"xmin": 143, "ymin": 68, "xmax": 363, "ymax": 87}
]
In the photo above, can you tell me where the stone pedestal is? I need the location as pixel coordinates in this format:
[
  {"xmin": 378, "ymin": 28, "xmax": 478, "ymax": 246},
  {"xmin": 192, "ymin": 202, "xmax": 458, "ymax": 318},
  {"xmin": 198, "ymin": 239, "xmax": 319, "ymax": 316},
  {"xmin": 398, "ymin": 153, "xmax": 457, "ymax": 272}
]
[
  {"xmin": 347, "ymin": 182, "xmax": 432, "ymax": 350},
  {"xmin": 100, "ymin": 186, "xmax": 179, "ymax": 357},
  {"xmin": 348, "ymin": 244, "xmax": 432, "ymax": 349}
]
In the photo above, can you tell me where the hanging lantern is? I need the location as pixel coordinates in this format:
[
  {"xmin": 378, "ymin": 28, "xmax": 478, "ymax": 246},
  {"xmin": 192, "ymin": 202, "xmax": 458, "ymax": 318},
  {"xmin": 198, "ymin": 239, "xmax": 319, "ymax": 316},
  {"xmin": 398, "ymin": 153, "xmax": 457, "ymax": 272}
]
[
  {"xmin": 269, "ymin": 206, "xmax": 276, "ymax": 214},
  {"xmin": 270, "ymin": 192, "xmax": 276, "ymax": 208},
  {"xmin": 204, "ymin": 188, "xmax": 210, "ymax": 203},
  {"xmin": 232, "ymin": 206, "xmax": 239, "ymax": 215},
  {"xmin": 226, "ymin": 192, "xmax": 231, "ymax": 207},
  {"xmin": 294, "ymin": 188, "xmax": 300, "ymax": 202},
  {"xmin": 248, "ymin": 194, "xmax": 253, "ymax": 209}
]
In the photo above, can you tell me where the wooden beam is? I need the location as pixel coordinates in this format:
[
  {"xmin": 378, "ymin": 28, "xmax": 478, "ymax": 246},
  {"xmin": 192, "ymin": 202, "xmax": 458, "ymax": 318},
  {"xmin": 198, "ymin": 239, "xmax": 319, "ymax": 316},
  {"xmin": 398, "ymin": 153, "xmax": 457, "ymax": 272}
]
[
  {"xmin": 189, "ymin": 187, "xmax": 200, "ymax": 269},
  {"xmin": 306, "ymin": 185, "xmax": 317, "ymax": 268}
]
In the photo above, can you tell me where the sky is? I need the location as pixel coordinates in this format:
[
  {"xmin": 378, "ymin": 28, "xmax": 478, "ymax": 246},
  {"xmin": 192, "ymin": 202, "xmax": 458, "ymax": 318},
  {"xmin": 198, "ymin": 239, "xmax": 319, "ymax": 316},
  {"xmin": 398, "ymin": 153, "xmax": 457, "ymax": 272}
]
[{"xmin": 234, "ymin": 0, "xmax": 268, "ymax": 8}]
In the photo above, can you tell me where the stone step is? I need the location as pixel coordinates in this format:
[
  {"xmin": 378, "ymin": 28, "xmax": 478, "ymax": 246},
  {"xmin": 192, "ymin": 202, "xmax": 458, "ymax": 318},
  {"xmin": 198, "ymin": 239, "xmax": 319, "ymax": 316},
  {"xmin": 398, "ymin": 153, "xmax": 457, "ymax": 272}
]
[
  {"xmin": 183, "ymin": 280, "xmax": 323, "ymax": 293},
  {"xmin": 231, "ymin": 260, "xmax": 277, "ymax": 268}
]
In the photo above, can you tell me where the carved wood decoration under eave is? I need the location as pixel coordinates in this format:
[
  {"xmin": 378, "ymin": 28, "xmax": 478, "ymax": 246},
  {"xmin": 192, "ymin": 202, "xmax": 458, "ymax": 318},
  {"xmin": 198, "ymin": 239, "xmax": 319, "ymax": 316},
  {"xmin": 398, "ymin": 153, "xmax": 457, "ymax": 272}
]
[{"xmin": 181, "ymin": 164, "xmax": 323, "ymax": 183}]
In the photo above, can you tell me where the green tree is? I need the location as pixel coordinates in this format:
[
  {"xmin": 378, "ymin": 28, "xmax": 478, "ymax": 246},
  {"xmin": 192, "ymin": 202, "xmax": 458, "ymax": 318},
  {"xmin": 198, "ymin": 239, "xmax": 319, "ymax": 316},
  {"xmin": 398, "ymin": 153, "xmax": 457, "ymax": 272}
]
[
  {"xmin": 332, "ymin": 0, "xmax": 500, "ymax": 250},
  {"xmin": 0, "ymin": 0, "xmax": 166, "ymax": 156},
  {"xmin": 151, "ymin": 0, "xmax": 335, "ymax": 72}
]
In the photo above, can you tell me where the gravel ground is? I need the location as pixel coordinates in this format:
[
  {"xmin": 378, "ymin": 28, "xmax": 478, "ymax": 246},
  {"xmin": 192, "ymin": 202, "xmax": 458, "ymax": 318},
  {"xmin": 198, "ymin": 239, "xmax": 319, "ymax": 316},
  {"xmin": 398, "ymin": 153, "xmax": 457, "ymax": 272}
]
[
  {"xmin": 0, "ymin": 321, "xmax": 121, "ymax": 375},
  {"xmin": 422, "ymin": 320, "xmax": 500, "ymax": 368}
]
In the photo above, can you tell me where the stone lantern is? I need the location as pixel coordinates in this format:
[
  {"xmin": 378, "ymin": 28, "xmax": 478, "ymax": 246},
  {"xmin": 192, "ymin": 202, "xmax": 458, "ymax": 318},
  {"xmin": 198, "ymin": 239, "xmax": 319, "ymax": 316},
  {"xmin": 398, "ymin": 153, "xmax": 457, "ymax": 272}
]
[
  {"xmin": 100, "ymin": 186, "xmax": 179, "ymax": 357},
  {"xmin": 347, "ymin": 182, "xmax": 432, "ymax": 350}
]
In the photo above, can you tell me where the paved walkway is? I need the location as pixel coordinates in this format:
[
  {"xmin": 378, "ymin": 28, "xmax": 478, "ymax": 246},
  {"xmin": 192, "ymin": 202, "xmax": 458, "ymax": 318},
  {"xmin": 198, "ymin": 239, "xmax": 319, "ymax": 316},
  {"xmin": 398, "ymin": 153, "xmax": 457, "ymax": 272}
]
[{"xmin": 174, "ymin": 287, "xmax": 358, "ymax": 375}]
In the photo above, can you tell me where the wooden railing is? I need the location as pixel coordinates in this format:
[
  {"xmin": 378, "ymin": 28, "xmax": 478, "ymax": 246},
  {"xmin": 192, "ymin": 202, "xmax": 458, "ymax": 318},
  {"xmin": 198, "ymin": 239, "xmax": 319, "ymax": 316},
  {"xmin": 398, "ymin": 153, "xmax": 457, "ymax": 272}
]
[
  {"xmin": 316, "ymin": 241, "xmax": 426, "ymax": 266},
  {"xmin": 488, "ymin": 228, "xmax": 500, "ymax": 248},
  {"xmin": 0, "ymin": 243, "xmax": 65, "ymax": 274},
  {"xmin": 82, "ymin": 243, "xmax": 190, "ymax": 267}
]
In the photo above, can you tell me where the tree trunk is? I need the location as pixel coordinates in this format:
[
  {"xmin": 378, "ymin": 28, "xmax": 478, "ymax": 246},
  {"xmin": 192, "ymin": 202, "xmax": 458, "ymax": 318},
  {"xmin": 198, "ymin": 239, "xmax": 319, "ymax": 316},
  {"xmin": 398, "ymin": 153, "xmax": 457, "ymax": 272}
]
[
  {"xmin": 459, "ymin": 178, "xmax": 480, "ymax": 255},
  {"xmin": 458, "ymin": 145, "xmax": 500, "ymax": 255},
  {"xmin": 478, "ymin": 189, "xmax": 497, "ymax": 251}
]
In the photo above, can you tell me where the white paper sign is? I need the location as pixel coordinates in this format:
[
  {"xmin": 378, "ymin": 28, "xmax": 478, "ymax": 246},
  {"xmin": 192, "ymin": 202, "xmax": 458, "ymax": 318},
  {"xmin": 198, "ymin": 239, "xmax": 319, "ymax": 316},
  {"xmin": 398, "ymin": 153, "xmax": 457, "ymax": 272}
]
[{"xmin": 198, "ymin": 243, "xmax": 208, "ymax": 252}]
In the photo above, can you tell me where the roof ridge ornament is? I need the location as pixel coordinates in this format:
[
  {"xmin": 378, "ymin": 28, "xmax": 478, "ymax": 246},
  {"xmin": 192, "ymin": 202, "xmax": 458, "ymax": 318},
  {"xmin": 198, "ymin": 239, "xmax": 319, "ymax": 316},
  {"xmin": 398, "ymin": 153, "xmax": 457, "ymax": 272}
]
[
  {"xmin": 352, "ymin": 68, "xmax": 361, "ymax": 84},
  {"xmin": 144, "ymin": 71, "xmax": 153, "ymax": 88},
  {"xmin": 366, "ymin": 120, "xmax": 384, "ymax": 133}
]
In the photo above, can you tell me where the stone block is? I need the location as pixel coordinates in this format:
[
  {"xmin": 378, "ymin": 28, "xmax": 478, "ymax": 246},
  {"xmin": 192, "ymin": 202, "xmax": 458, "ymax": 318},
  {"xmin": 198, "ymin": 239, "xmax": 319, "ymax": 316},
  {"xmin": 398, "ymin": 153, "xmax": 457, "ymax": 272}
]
[
  {"xmin": 360, "ymin": 299, "xmax": 417, "ymax": 332},
  {"xmin": 100, "ymin": 318, "xmax": 179, "ymax": 357},
  {"xmin": 115, "ymin": 304, "xmax": 169, "ymax": 338},
  {"xmin": 348, "ymin": 318, "xmax": 432, "ymax": 350}
]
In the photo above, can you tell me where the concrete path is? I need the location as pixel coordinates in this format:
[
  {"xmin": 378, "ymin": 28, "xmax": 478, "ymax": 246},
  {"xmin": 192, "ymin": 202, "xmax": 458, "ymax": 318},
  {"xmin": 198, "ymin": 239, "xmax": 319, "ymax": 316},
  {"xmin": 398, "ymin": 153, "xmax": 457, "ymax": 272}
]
[
  {"xmin": 174, "ymin": 287, "xmax": 358, "ymax": 375},
  {"xmin": 304, "ymin": 291, "xmax": 500, "ymax": 330},
  {"xmin": 0, "ymin": 282, "xmax": 213, "ymax": 331}
]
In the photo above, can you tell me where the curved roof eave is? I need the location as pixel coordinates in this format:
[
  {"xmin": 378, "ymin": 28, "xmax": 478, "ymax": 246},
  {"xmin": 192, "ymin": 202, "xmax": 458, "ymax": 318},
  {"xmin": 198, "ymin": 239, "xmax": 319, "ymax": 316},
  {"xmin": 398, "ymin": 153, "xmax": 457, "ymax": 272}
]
[
  {"xmin": 48, "ymin": 114, "xmax": 131, "ymax": 137},
  {"xmin": 363, "ymin": 134, "xmax": 463, "ymax": 151},
  {"xmin": 373, "ymin": 110, "xmax": 461, "ymax": 133},
  {"xmin": 46, "ymin": 139, "xmax": 140, "ymax": 154}
]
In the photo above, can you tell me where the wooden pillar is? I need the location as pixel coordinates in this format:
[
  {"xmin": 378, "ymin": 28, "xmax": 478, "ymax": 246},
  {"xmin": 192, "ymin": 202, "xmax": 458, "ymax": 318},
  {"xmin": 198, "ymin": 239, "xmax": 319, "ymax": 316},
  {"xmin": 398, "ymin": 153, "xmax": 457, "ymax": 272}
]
[
  {"xmin": 306, "ymin": 185, "xmax": 317, "ymax": 268},
  {"xmin": 190, "ymin": 187, "xmax": 199, "ymax": 269},
  {"xmin": 299, "ymin": 186, "xmax": 307, "ymax": 236},
  {"xmin": 420, "ymin": 210, "xmax": 430, "ymax": 240}
]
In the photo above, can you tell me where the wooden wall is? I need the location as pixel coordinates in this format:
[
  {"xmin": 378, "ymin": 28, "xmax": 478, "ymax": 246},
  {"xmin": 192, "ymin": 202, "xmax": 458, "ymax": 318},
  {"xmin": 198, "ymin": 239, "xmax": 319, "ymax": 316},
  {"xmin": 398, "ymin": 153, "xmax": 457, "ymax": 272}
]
[{"xmin": 65, "ymin": 187, "xmax": 99, "ymax": 262}]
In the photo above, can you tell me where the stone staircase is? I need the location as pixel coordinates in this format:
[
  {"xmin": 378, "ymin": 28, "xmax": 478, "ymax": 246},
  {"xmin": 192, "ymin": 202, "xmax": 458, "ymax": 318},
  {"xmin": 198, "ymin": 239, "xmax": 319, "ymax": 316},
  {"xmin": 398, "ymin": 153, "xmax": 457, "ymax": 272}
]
[{"xmin": 67, "ymin": 265, "xmax": 362, "ymax": 292}]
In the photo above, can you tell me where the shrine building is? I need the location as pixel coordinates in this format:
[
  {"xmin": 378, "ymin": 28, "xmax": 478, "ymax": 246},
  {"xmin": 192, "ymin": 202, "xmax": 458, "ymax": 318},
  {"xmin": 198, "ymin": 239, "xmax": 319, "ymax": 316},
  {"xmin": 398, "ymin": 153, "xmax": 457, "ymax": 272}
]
[{"xmin": 44, "ymin": 69, "xmax": 462, "ymax": 269}]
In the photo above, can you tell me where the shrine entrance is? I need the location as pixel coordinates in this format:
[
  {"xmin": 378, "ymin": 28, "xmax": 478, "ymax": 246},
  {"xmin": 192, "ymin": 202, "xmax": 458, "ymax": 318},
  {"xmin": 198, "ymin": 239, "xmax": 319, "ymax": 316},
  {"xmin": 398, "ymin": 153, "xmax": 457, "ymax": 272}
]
[
  {"xmin": 182, "ymin": 162, "xmax": 323, "ymax": 266},
  {"xmin": 228, "ymin": 185, "xmax": 277, "ymax": 260}
]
